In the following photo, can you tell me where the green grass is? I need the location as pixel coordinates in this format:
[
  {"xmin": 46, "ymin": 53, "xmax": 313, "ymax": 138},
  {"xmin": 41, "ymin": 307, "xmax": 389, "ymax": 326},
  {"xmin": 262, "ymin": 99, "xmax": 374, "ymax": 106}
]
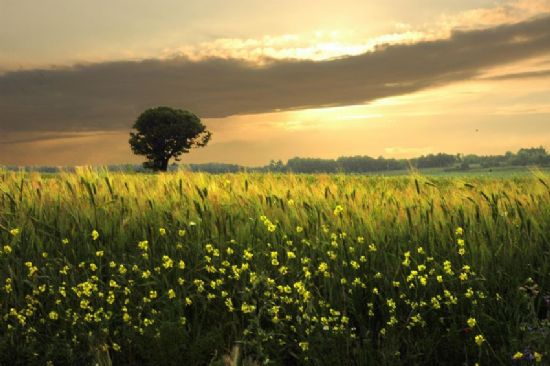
[{"xmin": 0, "ymin": 168, "xmax": 549, "ymax": 365}]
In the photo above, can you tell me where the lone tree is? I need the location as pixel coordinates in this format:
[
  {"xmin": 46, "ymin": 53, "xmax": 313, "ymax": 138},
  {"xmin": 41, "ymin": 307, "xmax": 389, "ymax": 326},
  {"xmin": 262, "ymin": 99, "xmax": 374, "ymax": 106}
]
[{"xmin": 129, "ymin": 107, "xmax": 211, "ymax": 171}]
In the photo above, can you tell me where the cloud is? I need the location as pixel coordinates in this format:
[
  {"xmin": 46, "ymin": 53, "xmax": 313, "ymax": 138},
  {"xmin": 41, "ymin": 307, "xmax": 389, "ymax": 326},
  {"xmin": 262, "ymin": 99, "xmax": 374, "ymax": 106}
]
[
  {"xmin": 1, "ymin": 14, "xmax": 550, "ymax": 137},
  {"xmin": 482, "ymin": 68, "xmax": 550, "ymax": 80},
  {"xmin": 162, "ymin": 30, "xmax": 428, "ymax": 63},
  {"xmin": 436, "ymin": 0, "xmax": 550, "ymax": 31},
  {"xmin": 0, "ymin": 131, "xmax": 122, "ymax": 145}
]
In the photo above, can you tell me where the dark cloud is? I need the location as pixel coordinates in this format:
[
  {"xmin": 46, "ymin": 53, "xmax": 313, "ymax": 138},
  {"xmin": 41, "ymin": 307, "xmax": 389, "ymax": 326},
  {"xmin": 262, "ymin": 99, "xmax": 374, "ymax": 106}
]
[{"xmin": 1, "ymin": 15, "xmax": 550, "ymax": 136}]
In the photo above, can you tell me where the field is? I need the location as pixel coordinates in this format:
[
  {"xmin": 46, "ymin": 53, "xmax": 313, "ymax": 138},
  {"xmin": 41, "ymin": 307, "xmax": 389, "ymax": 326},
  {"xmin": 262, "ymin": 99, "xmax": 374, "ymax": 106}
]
[{"xmin": 1, "ymin": 168, "xmax": 549, "ymax": 365}]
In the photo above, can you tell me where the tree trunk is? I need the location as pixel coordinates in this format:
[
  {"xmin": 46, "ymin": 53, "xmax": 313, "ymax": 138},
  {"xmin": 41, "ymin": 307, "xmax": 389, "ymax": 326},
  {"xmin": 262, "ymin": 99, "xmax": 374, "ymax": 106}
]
[{"xmin": 161, "ymin": 158, "xmax": 169, "ymax": 172}]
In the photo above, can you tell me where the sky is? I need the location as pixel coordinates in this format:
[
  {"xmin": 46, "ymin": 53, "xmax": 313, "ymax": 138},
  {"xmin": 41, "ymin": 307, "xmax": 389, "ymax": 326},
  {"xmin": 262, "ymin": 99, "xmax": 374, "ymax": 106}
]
[{"xmin": 1, "ymin": 0, "xmax": 550, "ymax": 166}]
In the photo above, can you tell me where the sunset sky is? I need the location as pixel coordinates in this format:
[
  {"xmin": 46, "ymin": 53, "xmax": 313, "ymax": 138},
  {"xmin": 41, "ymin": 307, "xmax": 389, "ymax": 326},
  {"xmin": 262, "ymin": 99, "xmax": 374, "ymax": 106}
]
[{"xmin": 1, "ymin": 0, "xmax": 550, "ymax": 166}]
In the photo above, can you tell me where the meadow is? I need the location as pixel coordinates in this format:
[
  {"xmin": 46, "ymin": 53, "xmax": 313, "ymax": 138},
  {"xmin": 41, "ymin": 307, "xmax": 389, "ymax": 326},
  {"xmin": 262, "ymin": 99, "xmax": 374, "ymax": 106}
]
[{"xmin": 0, "ymin": 168, "xmax": 549, "ymax": 365}]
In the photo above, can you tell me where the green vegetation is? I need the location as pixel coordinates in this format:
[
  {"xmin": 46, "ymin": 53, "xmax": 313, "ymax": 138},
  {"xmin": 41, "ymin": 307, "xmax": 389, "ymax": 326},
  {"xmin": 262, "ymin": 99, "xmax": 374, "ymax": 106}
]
[
  {"xmin": 1, "ymin": 169, "xmax": 549, "ymax": 365},
  {"xmin": 183, "ymin": 146, "xmax": 550, "ymax": 174},
  {"xmin": 5, "ymin": 146, "xmax": 548, "ymax": 175},
  {"xmin": 129, "ymin": 106, "xmax": 212, "ymax": 172},
  {"xmin": 263, "ymin": 146, "xmax": 550, "ymax": 174}
]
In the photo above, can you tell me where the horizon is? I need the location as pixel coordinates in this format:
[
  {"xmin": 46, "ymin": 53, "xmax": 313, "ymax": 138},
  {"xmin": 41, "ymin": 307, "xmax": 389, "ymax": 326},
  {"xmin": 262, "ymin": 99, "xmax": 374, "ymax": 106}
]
[
  {"xmin": 2, "ymin": 145, "xmax": 547, "ymax": 169},
  {"xmin": 1, "ymin": 0, "xmax": 550, "ymax": 166}
]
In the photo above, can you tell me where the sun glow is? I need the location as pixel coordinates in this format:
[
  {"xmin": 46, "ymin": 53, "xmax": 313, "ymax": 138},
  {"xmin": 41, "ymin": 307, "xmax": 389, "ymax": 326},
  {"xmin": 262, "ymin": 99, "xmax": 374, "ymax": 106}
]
[{"xmin": 163, "ymin": 30, "xmax": 428, "ymax": 63}]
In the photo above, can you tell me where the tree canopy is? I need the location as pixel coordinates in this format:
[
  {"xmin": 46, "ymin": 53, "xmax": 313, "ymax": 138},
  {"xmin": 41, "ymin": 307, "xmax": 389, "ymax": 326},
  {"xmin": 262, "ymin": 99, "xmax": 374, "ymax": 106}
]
[{"xmin": 129, "ymin": 107, "xmax": 211, "ymax": 171}]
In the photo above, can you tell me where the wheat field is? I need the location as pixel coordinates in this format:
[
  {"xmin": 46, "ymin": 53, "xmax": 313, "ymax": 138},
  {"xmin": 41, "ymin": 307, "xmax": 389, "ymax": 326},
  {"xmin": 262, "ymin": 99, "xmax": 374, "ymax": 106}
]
[{"xmin": 0, "ymin": 168, "xmax": 549, "ymax": 365}]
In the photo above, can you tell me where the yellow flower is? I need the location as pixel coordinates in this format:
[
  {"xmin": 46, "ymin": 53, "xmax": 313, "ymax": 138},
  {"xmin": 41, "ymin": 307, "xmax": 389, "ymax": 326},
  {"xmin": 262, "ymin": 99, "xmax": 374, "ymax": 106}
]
[
  {"xmin": 271, "ymin": 258, "xmax": 279, "ymax": 267},
  {"xmin": 91, "ymin": 230, "xmax": 99, "ymax": 241},
  {"xmin": 474, "ymin": 334, "xmax": 485, "ymax": 346},
  {"xmin": 296, "ymin": 226, "xmax": 303, "ymax": 233},
  {"xmin": 512, "ymin": 352, "xmax": 523, "ymax": 360},
  {"xmin": 243, "ymin": 250, "xmax": 254, "ymax": 261},
  {"xmin": 3, "ymin": 245, "xmax": 12, "ymax": 254},
  {"xmin": 62, "ymin": 238, "xmax": 69, "ymax": 245},
  {"xmin": 534, "ymin": 352, "xmax": 542, "ymax": 363},
  {"xmin": 455, "ymin": 227, "xmax": 464, "ymax": 236},
  {"xmin": 112, "ymin": 343, "xmax": 121, "ymax": 352},
  {"xmin": 149, "ymin": 290, "xmax": 157, "ymax": 299},
  {"xmin": 467, "ymin": 318, "xmax": 476, "ymax": 328},
  {"xmin": 299, "ymin": 341, "xmax": 309, "ymax": 351},
  {"xmin": 241, "ymin": 302, "xmax": 256, "ymax": 314},
  {"xmin": 24, "ymin": 261, "xmax": 38, "ymax": 277},
  {"xmin": 10, "ymin": 228, "xmax": 20, "ymax": 236},
  {"xmin": 162, "ymin": 255, "xmax": 173, "ymax": 269},
  {"xmin": 402, "ymin": 252, "xmax": 411, "ymax": 267},
  {"xmin": 333, "ymin": 205, "xmax": 344, "ymax": 216},
  {"xmin": 178, "ymin": 229, "xmax": 186, "ymax": 237},
  {"xmin": 107, "ymin": 291, "xmax": 115, "ymax": 304},
  {"xmin": 4, "ymin": 279, "xmax": 12, "ymax": 293},
  {"xmin": 159, "ymin": 228, "xmax": 166, "ymax": 236},
  {"xmin": 138, "ymin": 240, "xmax": 148, "ymax": 251},
  {"xmin": 48, "ymin": 311, "xmax": 59, "ymax": 320},
  {"xmin": 95, "ymin": 250, "xmax": 104, "ymax": 257},
  {"xmin": 225, "ymin": 298, "xmax": 235, "ymax": 312},
  {"xmin": 443, "ymin": 261, "xmax": 453, "ymax": 275},
  {"xmin": 177, "ymin": 260, "xmax": 186, "ymax": 270},
  {"xmin": 167, "ymin": 289, "xmax": 176, "ymax": 299}
]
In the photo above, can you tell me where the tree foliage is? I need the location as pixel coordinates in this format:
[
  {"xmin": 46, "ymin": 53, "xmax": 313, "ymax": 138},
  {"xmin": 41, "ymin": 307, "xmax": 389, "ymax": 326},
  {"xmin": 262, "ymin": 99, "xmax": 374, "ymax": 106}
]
[{"xmin": 129, "ymin": 107, "xmax": 211, "ymax": 171}]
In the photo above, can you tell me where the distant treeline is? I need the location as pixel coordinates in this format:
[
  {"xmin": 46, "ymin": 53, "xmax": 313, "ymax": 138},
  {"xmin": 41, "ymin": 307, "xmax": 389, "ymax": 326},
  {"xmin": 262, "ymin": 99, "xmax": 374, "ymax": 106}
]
[
  {"xmin": 278, "ymin": 146, "xmax": 550, "ymax": 173},
  {"xmin": 3, "ymin": 147, "xmax": 550, "ymax": 174}
]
